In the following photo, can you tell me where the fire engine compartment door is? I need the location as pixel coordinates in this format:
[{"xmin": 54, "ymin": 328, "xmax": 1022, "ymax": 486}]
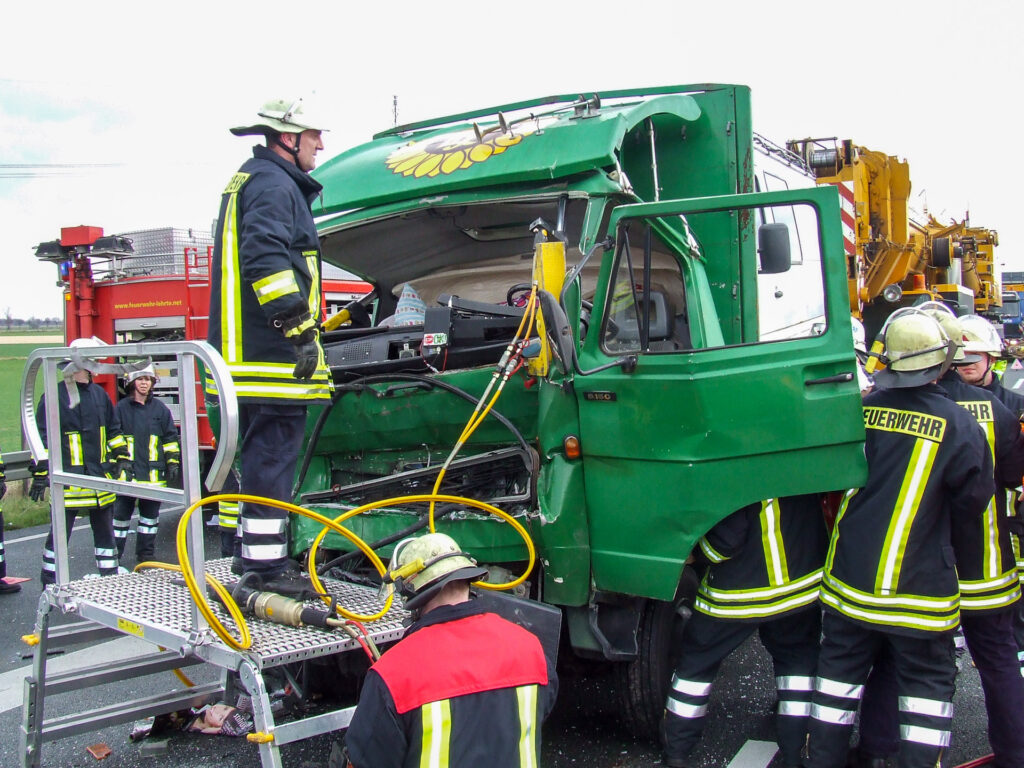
[{"xmin": 576, "ymin": 187, "xmax": 866, "ymax": 601}]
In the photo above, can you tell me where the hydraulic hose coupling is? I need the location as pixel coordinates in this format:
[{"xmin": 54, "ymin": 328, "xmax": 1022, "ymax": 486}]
[{"xmin": 235, "ymin": 584, "xmax": 334, "ymax": 629}]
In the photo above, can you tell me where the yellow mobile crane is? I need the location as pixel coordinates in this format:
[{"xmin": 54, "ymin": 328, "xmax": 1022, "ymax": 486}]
[{"xmin": 786, "ymin": 137, "xmax": 1000, "ymax": 338}]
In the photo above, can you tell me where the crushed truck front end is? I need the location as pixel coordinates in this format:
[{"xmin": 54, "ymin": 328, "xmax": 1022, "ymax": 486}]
[{"xmin": 289, "ymin": 84, "xmax": 865, "ymax": 652}]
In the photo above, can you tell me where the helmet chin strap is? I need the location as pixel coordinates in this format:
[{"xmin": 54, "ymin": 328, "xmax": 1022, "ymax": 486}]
[{"xmin": 274, "ymin": 132, "xmax": 302, "ymax": 163}]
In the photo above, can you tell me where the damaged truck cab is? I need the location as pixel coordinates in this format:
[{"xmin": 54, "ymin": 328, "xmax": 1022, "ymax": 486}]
[{"xmin": 289, "ymin": 84, "xmax": 865, "ymax": 732}]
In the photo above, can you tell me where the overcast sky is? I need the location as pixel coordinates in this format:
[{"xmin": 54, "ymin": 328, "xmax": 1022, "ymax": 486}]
[{"xmin": 1, "ymin": 0, "xmax": 1019, "ymax": 319}]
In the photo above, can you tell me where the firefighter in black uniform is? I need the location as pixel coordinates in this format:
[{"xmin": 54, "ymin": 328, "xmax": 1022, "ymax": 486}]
[
  {"xmin": 31, "ymin": 340, "xmax": 133, "ymax": 584},
  {"xmin": 208, "ymin": 97, "xmax": 332, "ymax": 595},
  {"xmin": 0, "ymin": 448, "xmax": 20, "ymax": 594},
  {"xmin": 344, "ymin": 533, "xmax": 558, "ymax": 768},
  {"xmin": 854, "ymin": 307, "xmax": 1024, "ymax": 767},
  {"xmin": 112, "ymin": 365, "xmax": 180, "ymax": 563},
  {"xmin": 959, "ymin": 313, "xmax": 1024, "ymax": 417},
  {"xmin": 958, "ymin": 313, "xmax": 1024, "ymax": 680},
  {"xmin": 661, "ymin": 495, "xmax": 826, "ymax": 768},
  {"xmin": 804, "ymin": 310, "xmax": 994, "ymax": 768}
]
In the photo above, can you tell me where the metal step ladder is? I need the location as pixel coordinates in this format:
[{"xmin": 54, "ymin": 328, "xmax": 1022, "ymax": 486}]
[{"xmin": 17, "ymin": 341, "xmax": 404, "ymax": 768}]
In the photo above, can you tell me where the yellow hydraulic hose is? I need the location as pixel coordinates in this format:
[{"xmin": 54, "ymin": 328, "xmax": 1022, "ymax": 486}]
[
  {"xmin": 307, "ymin": 492, "xmax": 537, "ymax": 599},
  {"xmin": 428, "ymin": 287, "xmax": 539, "ymax": 524},
  {"xmin": 172, "ymin": 493, "xmax": 391, "ymax": 650},
  {"xmin": 170, "ymin": 491, "xmax": 535, "ymax": 649}
]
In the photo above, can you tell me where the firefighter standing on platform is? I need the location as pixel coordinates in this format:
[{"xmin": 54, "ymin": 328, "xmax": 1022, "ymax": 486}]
[
  {"xmin": 661, "ymin": 495, "xmax": 827, "ymax": 768},
  {"xmin": 208, "ymin": 97, "xmax": 332, "ymax": 595},
  {"xmin": 31, "ymin": 339, "xmax": 134, "ymax": 585},
  {"xmin": 344, "ymin": 533, "xmax": 558, "ymax": 768},
  {"xmin": 804, "ymin": 310, "xmax": 994, "ymax": 768},
  {"xmin": 852, "ymin": 307, "xmax": 1024, "ymax": 767},
  {"xmin": 0, "ymin": 448, "xmax": 20, "ymax": 594},
  {"xmin": 112, "ymin": 365, "xmax": 180, "ymax": 564}
]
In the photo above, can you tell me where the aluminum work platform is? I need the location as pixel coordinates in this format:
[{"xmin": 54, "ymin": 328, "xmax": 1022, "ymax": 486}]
[
  {"xmin": 21, "ymin": 559, "xmax": 408, "ymax": 768},
  {"xmin": 18, "ymin": 341, "xmax": 406, "ymax": 768}
]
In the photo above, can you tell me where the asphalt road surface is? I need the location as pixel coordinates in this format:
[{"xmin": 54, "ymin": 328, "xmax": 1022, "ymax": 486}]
[{"xmin": 0, "ymin": 505, "xmax": 996, "ymax": 768}]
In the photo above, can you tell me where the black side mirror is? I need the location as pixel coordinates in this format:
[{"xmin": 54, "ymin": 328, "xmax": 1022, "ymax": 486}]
[{"xmin": 758, "ymin": 223, "xmax": 792, "ymax": 274}]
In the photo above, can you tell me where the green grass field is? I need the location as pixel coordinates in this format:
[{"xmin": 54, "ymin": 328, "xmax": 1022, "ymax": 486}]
[{"xmin": 1, "ymin": 339, "xmax": 61, "ymax": 528}]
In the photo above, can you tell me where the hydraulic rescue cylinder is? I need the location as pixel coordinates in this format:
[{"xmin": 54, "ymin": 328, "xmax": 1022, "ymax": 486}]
[{"xmin": 529, "ymin": 227, "xmax": 566, "ymax": 377}]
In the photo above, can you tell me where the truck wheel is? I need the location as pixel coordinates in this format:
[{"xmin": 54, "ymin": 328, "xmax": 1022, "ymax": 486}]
[{"xmin": 615, "ymin": 599, "xmax": 686, "ymax": 742}]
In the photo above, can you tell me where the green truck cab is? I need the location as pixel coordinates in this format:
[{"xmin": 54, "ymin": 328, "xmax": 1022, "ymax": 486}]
[{"xmin": 286, "ymin": 84, "xmax": 865, "ymax": 732}]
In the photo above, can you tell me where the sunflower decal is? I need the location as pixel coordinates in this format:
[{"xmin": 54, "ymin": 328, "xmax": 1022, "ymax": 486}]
[{"xmin": 386, "ymin": 121, "xmax": 541, "ymax": 179}]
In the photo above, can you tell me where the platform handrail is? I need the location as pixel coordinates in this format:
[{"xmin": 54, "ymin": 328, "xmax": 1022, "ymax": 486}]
[{"xmin": 19, "ymin": 340, "xmax": 238, "ymax": 592}]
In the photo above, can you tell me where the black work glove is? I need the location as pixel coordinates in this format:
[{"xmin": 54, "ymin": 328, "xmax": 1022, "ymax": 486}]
[
  {"xmin": 0, "ymin": 478, "xmax": 6, "ymax": 500},
  {"xmin": 166, "ymin": 462, "xmax": 181, "ymax": 487},
  {"xmin": 292, "ymin": 338, "xmax": 319, "ymax": 380},
  {"xmin": 116, "ymin": 457, "xmax": 134, "ymax": 483},
  {"xmin": 29, "ymin": 459, "xmax": 49, "ymax": 502},
  {"xmin": 272, "ymin": 310, "xmax": 320, "ymax": 381}
]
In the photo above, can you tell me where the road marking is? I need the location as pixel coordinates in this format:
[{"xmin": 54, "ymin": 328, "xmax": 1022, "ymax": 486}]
[
  {"xmin": 727, "ymin": 740, "xmax": 778, "ymax": 768},
  {"xmin": 7, "ymin": 523, "xmax": 90, "ymax": 545},
  {"xmin": 0, "ymin": 635, "xmax": 153, "ymax": 715}
]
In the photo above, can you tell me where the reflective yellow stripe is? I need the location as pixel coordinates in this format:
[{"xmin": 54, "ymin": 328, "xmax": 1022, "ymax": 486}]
[
  {"xmin": 253, "ymin": 270, "xmax": 300, "ymax": 305},
  {"xmin": 283, "ymin": 316, "xmax": 316, "ymax": 338},
  {"xmin": 68, "ymin": 433, "xmax": 83, "ymax": 465},
  {"xmin": 760, "ymin": 499, "xmax": 789, "ymax": 586},
  {"xmin": 876, "ymin": 438, "xmax": 937, "ymax": 594},
  {"xmin": 100, "ymin": 426, "xmax": 108, "ymax": 462},
  {"xmin": 517, "ymin": 684, "xmax": 538, "ymax": 768},
  {"xmin": 220, "ymin": 173, "xmax": 249, "ymax": 364},
  {"xmin": 699, "ymin": 537, "xmax": 727, "ymax": 563},
  {"xmin": 149, "ymin": 434, "xmax": 159, "ymax": 462},
  {"xmin": 125, "ymin": 436, "xmax": 135, "ymax": 460},
  {"xmin": 420, "ymin": 699, "xmax": 451, "ymax": 768}
]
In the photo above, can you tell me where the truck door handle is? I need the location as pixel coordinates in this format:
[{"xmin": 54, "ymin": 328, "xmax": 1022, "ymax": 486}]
[{"xmin": 805, "ymin": 372, "xmax": 854, "ymax": 386}]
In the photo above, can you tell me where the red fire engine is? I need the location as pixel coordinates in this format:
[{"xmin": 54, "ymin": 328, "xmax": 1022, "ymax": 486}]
[{"xmin": 34, "ymin": 224, "xmax": 369, "ymax": 449}]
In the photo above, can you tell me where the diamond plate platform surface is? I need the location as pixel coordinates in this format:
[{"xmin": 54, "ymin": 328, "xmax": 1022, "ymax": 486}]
[{"xmin": 53, "ymin": 558, "xmax": 409, "ymax": 667}]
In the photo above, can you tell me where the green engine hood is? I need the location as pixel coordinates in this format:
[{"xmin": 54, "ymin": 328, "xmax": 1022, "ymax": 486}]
[{"xmin": 312, "ymin": 92, "xmax": 701, "ymax": 215}]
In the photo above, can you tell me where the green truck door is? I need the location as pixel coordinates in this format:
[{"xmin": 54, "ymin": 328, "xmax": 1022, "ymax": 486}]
[{"xmin": 575, "ymin": 188, "xmax": 866, "ymax": 600}]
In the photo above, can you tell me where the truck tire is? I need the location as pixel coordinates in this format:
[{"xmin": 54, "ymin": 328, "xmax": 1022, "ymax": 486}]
[{"xmin": 615, "ymin": 599, "xmax": 685, "ymax": 742}]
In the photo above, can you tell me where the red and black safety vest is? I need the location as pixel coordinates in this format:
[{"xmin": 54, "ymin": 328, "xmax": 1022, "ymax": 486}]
[{"xmin": 345, "ymin": 603, "xmax": 556, "ymax": 768}]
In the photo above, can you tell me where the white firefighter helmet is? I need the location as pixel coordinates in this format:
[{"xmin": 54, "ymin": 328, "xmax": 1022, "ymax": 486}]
[
  {"xmin": 873, "ymin": 310, "xmax": 953, "ymax": 389},
  {"xmin": 230, "ymin": 97, "xmax": 329, "ymax": 136},
  {"xmin": 60, "ymin": 336, "xmax": 108, "ymax": 372},
  {"xmin": 960, "ymin": 314, "xmax": 1003, "ymax": 357},
  {"xmin": 125, "ymin": 363, "xmax": 158, "ymax": 387},
  {"xmin": 391, "ymin": 532, "xmax": 488, "ymax": 612},
  {"xmin": 918, "ymin": 303, "xmax": 981, "ymax": 366},
  {"xmin": 851, "ymin": 317, "xmax": 867, "ymax": 355}
]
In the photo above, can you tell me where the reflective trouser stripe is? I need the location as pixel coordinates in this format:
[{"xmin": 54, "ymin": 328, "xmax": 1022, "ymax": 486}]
[
  {"xmin": 420, "ymin": 699, "xmax": 451, "ymax": 768},
  {"xmin": 810, "ymin": 703, "xmax": 857, "ymax": 725},
  {"xmin": 517, "ymin": 684, "xmax": 538, "ymax": 768},
  {"xmin": 137, "ymin": 513, "xmax": 159, "ymax": 535},
  {"xmin": 901, "ymin": 724, "xmax": 951, "ymax": 747},
  {"xmin": 95, "ymin": 547, "xmax": 118, "ymax": 574},
  {"xmin": 241, "ymin": 517, "xmax": 287, "ymax": 535},
  {"xmin": 241, "ymin": 543, "xmax": 288, "ymax": 561},
  {"xmin": 666, "ymin": 674, "xmax": 711, "ymax": 719},
  {"xmin": 899, "ymin": 696, "xmax": 952, "ymax": 718},
  {"xmin": 776, "ymin": 675, "xmax": 813, "ymax": 717},
  {"xmin": 666, "ymin": 699, "xmax": 708, "ymax": 718},
  {"xmin": 816, "ymin": 678, "xmax": 864, "ymax": 699}
]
